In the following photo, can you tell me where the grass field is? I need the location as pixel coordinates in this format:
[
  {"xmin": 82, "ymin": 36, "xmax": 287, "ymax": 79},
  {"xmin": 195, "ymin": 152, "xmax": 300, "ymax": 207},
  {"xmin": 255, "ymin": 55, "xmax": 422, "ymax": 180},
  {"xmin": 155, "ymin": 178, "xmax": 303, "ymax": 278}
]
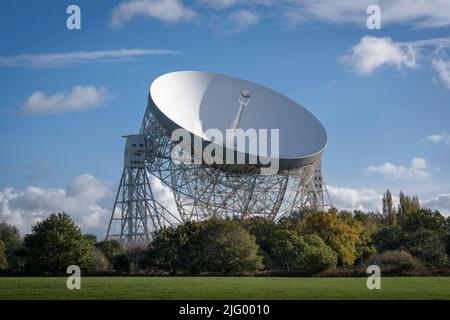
[{"xmin": 0, "ymin": 277, "xmax": 450, "ymax": 300}]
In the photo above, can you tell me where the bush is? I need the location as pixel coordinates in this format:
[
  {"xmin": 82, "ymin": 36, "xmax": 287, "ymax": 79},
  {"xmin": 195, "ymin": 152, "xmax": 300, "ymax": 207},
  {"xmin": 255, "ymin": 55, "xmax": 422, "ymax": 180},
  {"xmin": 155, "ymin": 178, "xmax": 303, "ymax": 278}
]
[
  {"xmin": 86, "ymin": 246, "xmax": 111, "ymax": 273},
  {"xmin": 379, "ymin": 250, "xmax": 417, "ymax": 271}
]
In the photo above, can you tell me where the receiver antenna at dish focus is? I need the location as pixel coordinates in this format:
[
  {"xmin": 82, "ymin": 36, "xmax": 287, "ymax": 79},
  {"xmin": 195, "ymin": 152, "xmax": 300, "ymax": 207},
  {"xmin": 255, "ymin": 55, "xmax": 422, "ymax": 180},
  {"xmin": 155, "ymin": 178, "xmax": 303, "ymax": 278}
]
[
  {"xmin": 230, "ymin": 90, "xmax": 251, "ymax": 131},
  {"xmin": 230, "ymin": 90, "xmax": 251, "ymax": 147}
]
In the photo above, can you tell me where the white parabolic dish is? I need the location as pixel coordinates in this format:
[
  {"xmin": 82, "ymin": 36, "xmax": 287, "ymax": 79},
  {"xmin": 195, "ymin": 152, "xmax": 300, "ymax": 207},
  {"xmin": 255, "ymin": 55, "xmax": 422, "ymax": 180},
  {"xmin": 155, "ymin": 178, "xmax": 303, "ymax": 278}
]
[{"xmin": 148, "ymin": 71, "xmax": 327, "ymax": 170}]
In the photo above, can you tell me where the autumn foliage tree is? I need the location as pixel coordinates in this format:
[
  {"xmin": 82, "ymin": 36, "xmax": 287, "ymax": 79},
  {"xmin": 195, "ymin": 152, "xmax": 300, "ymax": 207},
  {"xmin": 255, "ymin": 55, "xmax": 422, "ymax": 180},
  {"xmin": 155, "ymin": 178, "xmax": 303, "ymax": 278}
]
[{"xmin": 294, "ymin": 210, "xmax": 360, "ymax": 265}]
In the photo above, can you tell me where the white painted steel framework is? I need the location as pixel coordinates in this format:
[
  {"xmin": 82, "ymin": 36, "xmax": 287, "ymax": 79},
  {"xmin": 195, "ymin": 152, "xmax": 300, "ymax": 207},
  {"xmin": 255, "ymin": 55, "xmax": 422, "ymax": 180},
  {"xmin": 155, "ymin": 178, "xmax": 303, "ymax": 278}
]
[{"xmin": 106, "ymin": 104, "xmax": 332, "ymax": 244}]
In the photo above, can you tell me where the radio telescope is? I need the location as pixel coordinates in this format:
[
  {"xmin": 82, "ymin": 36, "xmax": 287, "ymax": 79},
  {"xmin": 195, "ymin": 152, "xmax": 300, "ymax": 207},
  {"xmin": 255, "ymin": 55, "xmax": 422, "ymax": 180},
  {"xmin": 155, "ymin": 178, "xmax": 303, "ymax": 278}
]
[{"xmin": 106, "ymin": 71, "xmax": 332, "ymax": 244}]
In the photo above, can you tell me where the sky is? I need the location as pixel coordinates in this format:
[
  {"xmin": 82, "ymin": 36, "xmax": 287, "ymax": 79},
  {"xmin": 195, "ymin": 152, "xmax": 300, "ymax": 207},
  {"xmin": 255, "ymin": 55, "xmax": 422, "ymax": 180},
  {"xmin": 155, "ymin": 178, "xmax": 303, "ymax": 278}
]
[{"xmin": 0, "ymin": 0, "xmax": 450, "ymax": 237}]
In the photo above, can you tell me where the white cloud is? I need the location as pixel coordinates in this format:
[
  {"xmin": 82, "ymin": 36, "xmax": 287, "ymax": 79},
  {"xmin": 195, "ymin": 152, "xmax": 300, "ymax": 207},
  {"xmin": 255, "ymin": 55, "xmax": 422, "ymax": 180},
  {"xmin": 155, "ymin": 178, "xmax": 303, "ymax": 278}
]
[
  {"xmin": 379, "ymin": 0, "xmax": 450, "ymax": 29},
  {"xmin": 229, "ymin": 10, "xmax": 260, "ymax": 31},
  {"xmin": 210, "ymin": 9, "xmax": 260, "ymax": 35},
  {"xmin": 327, "ymin": 185, "xmax": 383, "ymax": 212},
  {"xmin": 150, "ymin": 177, "xmax": 179, "ymax": 217},
  {"xmin": 328, "ymin": 185, "xmax": 450, "ymax": 216},
  {"xmin": 341, "ymin": 36, "xmax": 450, "ymax": 89},
  {"xmin": 2, "ymin": 175, "xmax": 448, "ymax": 238},
  {"xmin": 367, "ymin": 157, "xmax": 432, "ymax": 180},
  {"xmin": 195, "ymin": 1, "xmax": 450, "ymax": 29},
  {"xmin": 107, "ymin": 1, "xmax": 450, "ymax": 35},
  {"xmin": 422, "ymin": 193, "xmax": 450, "ymax": 216},
  {"xmin": 283, "ymin": 0, "xmax": 368, "ymax": 25},
  {"xmin": 0, "ymin": 174, "xmax": 112, "ymax": 236},
  {"xmin": 432, "ymin": 60, "xmax": 450, "ymax": 89},
  {"xmin": 0, "ymin": 49, "xmax": 178, "ymax": 68},
  {"xmin": 23, "ymin": 86, "xmax": 110, "ymax": 114},
  {"xmin": 104, "ymin": 176, "xmax": 180, "ymax": 236},
  {"xmin": 199, "ymin": 0, "xmax": 242, "ymax": 10},
  {"xmin": 271, "ymin": 0, "xmax": 450, "ymax": 29},
  {"xmin": 340, "ymin": 36, "xmax": 417, "ymax": 74},
  {"xmin": 226, "ymin": 9, "xmax": 260, "ymax": 33},
  {"xmin": 66, "ymin": 174, "xmax": 110, "ymax": 201},
  {"xmin": 425, "ymin": 132, "xmax": 450, "ymax": 145},
  {"xmin": 110, "ymin": 0, "xmax": 197, "ymax": 26}
]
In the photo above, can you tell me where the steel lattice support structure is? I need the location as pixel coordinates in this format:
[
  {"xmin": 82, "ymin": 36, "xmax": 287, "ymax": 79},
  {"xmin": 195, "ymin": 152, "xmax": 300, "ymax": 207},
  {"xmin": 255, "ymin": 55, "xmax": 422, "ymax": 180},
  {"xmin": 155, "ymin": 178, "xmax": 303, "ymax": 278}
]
[{"xmin": 106, "ymin": 104, "xmax": 332, "ymax": 244}]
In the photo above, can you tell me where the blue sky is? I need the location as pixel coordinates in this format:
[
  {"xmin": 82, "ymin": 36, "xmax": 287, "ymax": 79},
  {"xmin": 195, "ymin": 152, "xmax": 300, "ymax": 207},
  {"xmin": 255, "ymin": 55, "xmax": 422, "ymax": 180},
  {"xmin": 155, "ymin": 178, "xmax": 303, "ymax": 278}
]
[{"xmin": 1, "ymin": 0, "xmax": 450, "ymax": 236}]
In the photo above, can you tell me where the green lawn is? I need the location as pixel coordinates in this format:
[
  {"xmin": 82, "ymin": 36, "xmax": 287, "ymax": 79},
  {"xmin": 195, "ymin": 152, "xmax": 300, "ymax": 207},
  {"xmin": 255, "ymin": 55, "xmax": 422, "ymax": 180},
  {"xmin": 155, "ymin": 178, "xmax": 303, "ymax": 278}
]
[{"xmin": 0, "ymin": 277, "xmax": 449, "ymax": 300}]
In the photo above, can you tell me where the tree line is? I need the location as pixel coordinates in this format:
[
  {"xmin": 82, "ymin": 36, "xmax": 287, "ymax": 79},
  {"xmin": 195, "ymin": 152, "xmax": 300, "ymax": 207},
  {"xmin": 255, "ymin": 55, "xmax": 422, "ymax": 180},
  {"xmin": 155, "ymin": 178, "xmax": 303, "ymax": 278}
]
[{"xmin": 0, "ymin": 191, "xmax": 449, "ymax": 276}]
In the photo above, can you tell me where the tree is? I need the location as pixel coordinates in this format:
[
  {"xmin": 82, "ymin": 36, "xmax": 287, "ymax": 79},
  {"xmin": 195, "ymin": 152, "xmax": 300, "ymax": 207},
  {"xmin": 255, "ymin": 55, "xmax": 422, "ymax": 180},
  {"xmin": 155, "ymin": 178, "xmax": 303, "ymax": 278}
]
[
  {"xmin": 338, "ymin": 211, "xmax": 377, "ymax": 262},
  {"xmin": 270, "ymin": 230, "xmax": 337, "ymax": 273},
  {"xmin": 146, "ymin": 219, "xmax": 262, "ymax": 274},
  {"xmin": 302, "ymin": 234, "xmax": 338, "ymax": 274},
  {"xmin": 196, "ymin": 219, "xmax": 262, "ymax": 274},
  {"xmin": 294, "ymin": 211, "xmax": 359, "ymax": 265},
  {"xmin": 176, "ymin": 221, "xmax": 206, "ymax": 274},
  {"xmin": 241, "ymin": 217, "xmax": 283, "ymax": 267},
  {"xmin": 383, "ymin": 190, "xmax": 397, "ymax": 226},
  {"xmin": 110, "ymin": 254, "xmax": 131, "ymax": 273},
  {"xmin": 23, "ymin": 213, "xmax": 92, "ymax": 275},
  {"xmin": 145, "ymin": 221, "xmax": 205, "ymax": 275},
  {"xmin": 95, "ymin": 239, "xmax": 129, "ymax": 272},
  {"xmin": 127, "ymin": 244, "xmax": 147, "ymax": 273},
  {"xmin": 0, "ymin": 240, "xmax": 7, "ymax": 269},
  {"xmin": 447, "ymin": 217, "xmax": 450, "ymax": 257},
  {"xmin": 353, "ymin": 211, "xmax": 382, "ymax": 233},
  {"xmin": 0, "ymin": 221, "xmax": 22, "ymax": 268},
  {"xmin": 406, "ymin": 228, "xmax": 448, "ymax": 268},
  {"xmin": 401, "ymin": 209, "xmax": 448, "ymax": 267},
  {"xmin": 398, "ymin": 191, "xmax": 420, "ymax": 218},
  {"xmin": 95, "ymin": 240, "xmax": 123, "ymax": 257},
  {"xmin": 145, "ymin": 227, "xmax": 183, "ymax": 275},
  {"xmin": 96, "ymin": 240, "xmax": 124, "ymax": 258},
  {"xmin": 145, "ymin": 227, "xmax": 178, "ymax": 274},
  {"xmin": 374, "ymin": 226, "xmax": 404, "ymax": 252},
  {"xmin": 243, "ymin": 218, "xmax": 336, "ymax": 273},
  {"xmin": 86, "ymin": 246, "xmax": 111, "ymax": 273},
  {"xmin": 278, "ymin": 208, "xmax": 318, "ymax": 226},
  {"xmin": 398, "ymin": 191, "xmax": 405, "ymax": 216},
  {"xmin": 0, "ymin": 221, "xmax": 21, "ymax": 246},
  {"xmin": 83, "ymin": 234, "xmax": 97, "ymax": 246},
  {"xmin": 269, "ymin": 229, "xmax": 307, "ymax": 271},
  {"xmin": 401, "ymin": 209, "xmax": 447, "ymax": 236},
  {"xmin": 374, "ymin": 209, "xmax": 448, "ymax": 268}
]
